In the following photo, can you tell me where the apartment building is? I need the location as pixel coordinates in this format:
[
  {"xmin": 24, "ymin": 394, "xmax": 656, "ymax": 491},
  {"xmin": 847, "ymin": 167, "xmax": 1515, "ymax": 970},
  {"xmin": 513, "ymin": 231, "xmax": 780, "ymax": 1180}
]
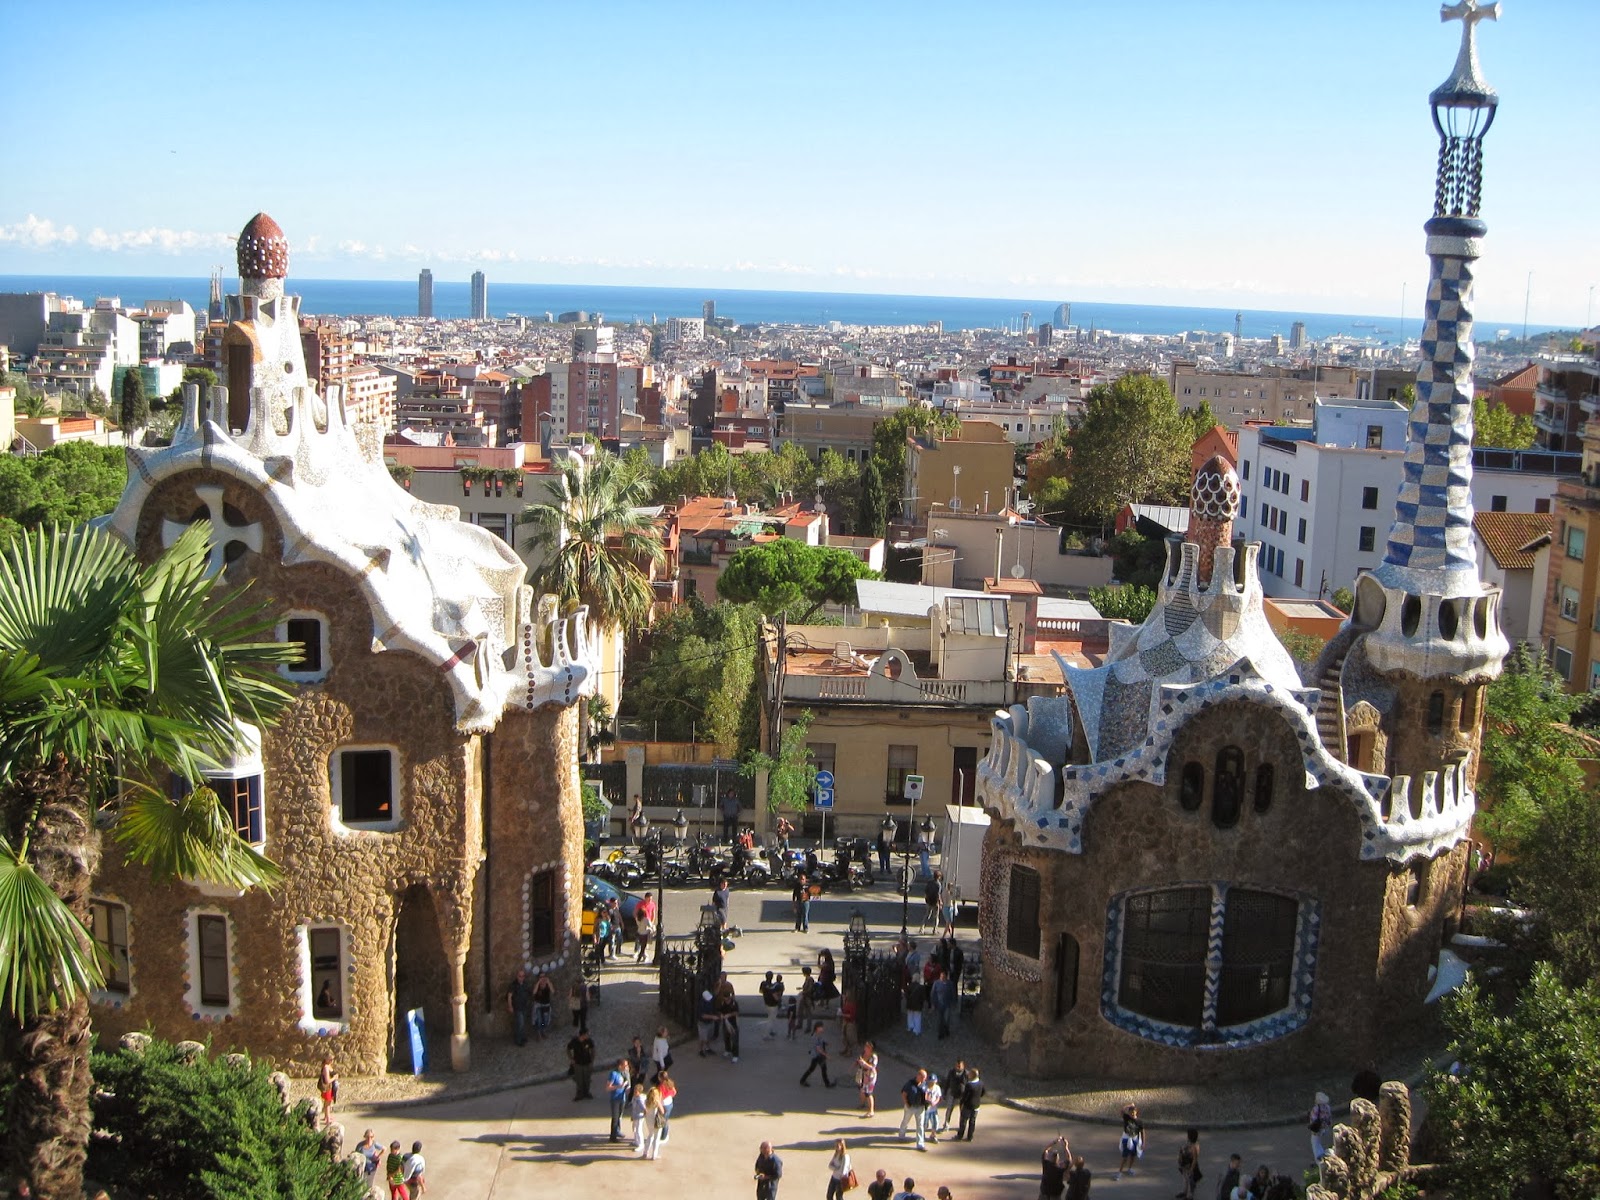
[
  {"xmin": 774, "ymin": 402, "xmax": 881, "ymax": 464},
  {"xmin": 27, "ymin": 307, "xmax": 138, "ymax": 399},
  {"xmin": 1237, "ymin": 399, "xmax": 1575, "ymax": 607},
  {"xmin": 902, "ymin": 419, "xmax": 1016, "ymax": 524},
  {"xmin": 1536, "ymin": 346, "xmax": 1600, "ymax": 689},
  {"xmin": 1533, "ymin": 354, "xmax": 1600, "ymax": 454},
  {"xmin": 1170, "ymin": 361, "xmax": 1363, "ymax": 428}
]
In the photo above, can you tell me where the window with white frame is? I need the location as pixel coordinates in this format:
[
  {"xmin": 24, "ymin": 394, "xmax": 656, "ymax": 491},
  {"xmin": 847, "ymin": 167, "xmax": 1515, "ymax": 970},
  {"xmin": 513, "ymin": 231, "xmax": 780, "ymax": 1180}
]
[
  {"xmin": 332, "ymin": 747, "xmax": 401, "ymax": 829},
  {"xmin": 1554, "ymin": 645, "xmax": 1574, "ymax": 680},
  {"xmin": 278, "ymin": 613, "xmax": 329, "ymax": 682},
  {"xmin": 187, "ymin": 911, "xmax": 234, "ymax": 1012},
  {"xmin": 305, "ymin": 925, "xmax": 347, "ymax": 1022},
  {"xmin": 91, "ymin": 899, "xmax": 130, "ymax": 995},
  {"xmin": 1561, "ymin": 586, "xmax": 1581, "ymax": 622}
]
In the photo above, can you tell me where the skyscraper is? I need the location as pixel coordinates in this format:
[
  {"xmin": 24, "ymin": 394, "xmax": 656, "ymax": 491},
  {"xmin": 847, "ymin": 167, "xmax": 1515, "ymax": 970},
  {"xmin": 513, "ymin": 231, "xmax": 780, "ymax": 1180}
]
[
  {"xmin": 470, "ymin": 271, "xmax": 488, "ymax": 320},
  {"xmin": 418, "ymin": 269, "xmax": 433, "ymax": 319},
  {"xmin": 1290, "ymin": 320, "xmax": 1307, "ymax": 349},
  {"xmin": 1054, "ymin": 302, "xmax": 1071, "ymax": 328},
  {"xmin": 702, "ymin": 299, "xmax": 716, "ymax": 321}
]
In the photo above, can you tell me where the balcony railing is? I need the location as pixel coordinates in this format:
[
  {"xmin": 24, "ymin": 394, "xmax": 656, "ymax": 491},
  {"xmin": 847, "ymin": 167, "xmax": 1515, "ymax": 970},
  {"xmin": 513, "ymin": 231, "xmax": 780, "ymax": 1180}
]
[{"xmin": 782, "ymin": 672, "xmax": 1013, "ymax": 707}]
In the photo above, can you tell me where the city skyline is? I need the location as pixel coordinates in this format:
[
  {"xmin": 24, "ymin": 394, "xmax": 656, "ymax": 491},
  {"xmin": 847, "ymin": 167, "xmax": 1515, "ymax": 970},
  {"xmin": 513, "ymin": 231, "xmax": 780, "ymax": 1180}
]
[{"xmin": 0, "ymin": 1, "xmax": 1594, "ymax": 325}]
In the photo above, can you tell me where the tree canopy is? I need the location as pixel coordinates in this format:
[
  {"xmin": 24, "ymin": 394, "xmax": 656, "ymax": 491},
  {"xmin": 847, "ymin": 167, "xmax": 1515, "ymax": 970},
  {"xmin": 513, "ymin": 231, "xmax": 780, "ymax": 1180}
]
[
  {"xmin": 1473, "ymin": 396, "xmax": 1537, "ymax": 450},
  {"xmin": 619, "ymin": 598, "xmax": 761, "ymax": 754},
  {"xmin": 0, "ymin": 442, "xmax": 128, "ymax": 544},
  {"xmin": 869, "ymin": 403, "xmax": 959, "ymax": 508},
  {"xmin": 1088, "ymin": 583, "xmax": 1158, "ymax": 624},
  {"xmin": 1063, "ymin": 374, "xmax": 1193, "ymax": 525},
  {"xmin": 118, "ymin": 367, "xmax": 148, "ymax": 436},
  {"xmin": 743, "ymin": 709, "xmax": 816, "ymax": 815},
  {"xmin": 1426, "ymin": 965, "xmax": 1600, "ymax": 1200},
  {"xmin": 1476, "ymin": 645, "xmax": 1588, "ymax": 849},
  {"xmin": 717, "ymin": 538, "xmax": 879, "ymax": 621}
]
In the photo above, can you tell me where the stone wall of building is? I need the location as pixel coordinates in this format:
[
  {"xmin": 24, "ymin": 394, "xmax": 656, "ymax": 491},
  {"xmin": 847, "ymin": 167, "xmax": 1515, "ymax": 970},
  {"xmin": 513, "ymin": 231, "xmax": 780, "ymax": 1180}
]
[
  {"xmin": 93, "ymin": 471, "xmax": 488, "ymax": 1075},
  {"xmin": 469, "ymin": 704, "xmax": 585, "ymax": 1041},
  {"xmin": 975, "ymin": 699, "xmax": 1441, "ymax": 1083}
]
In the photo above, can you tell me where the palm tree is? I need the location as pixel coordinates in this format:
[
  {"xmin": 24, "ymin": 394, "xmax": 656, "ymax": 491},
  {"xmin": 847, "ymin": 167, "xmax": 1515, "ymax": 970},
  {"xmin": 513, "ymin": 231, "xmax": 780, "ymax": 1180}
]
[
  {"xmin": 519, "ymin": 450, "xmax": 664, "ymax": 634},
  {"xmin": 0, "ymin": 524, "xmax": 296, "ymax": 1200}
]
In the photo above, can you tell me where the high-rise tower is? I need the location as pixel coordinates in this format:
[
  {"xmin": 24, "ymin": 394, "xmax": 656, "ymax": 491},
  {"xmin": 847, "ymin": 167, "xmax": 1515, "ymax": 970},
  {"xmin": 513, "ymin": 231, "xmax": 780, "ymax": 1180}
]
[
  {"xmin": 470, "ymin": 271, "xmax": 488, "ymax": 320},
  {"xmin": 418, "ymin": 268, "xmax": 433, "ymax": 318}
]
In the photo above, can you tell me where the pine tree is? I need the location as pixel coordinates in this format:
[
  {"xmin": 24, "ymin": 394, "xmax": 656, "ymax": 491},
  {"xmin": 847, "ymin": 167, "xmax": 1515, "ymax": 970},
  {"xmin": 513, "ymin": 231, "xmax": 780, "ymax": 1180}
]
[
  {"xmin": 119, "ymin": 368, "xmax": 148, "ymax": 435},
  {"xmin": 859, "ymin": 458, "xmax": 887, "ymax": 539}
]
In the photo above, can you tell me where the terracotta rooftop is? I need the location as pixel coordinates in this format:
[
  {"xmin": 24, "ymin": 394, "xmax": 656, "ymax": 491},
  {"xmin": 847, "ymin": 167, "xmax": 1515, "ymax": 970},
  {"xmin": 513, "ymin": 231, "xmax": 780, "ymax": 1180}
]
[{"xmin": 1473, "ymin": 511, "xmax": 1554, "ymax": 571}]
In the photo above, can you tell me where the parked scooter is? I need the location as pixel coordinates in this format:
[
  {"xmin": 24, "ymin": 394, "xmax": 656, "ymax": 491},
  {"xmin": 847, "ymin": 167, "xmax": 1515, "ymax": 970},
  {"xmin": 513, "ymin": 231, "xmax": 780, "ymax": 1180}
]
[{"xmin": 588, "ymin": 845, "xmax": 645, "ymax": 889}]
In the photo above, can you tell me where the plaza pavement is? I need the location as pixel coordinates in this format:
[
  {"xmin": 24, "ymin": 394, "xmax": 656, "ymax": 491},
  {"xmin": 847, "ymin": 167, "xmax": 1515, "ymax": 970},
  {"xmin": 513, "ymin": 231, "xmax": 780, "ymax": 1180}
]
[{"xmin": 338, "ymin": 875, "xmax": 1328, "ymax": 1198}]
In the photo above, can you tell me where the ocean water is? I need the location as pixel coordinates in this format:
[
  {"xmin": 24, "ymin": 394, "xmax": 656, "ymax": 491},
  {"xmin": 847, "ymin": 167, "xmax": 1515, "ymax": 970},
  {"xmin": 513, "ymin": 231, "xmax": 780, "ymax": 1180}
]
[{"xmin": 0, "ymin": 274, "xmax": 1551, "ymax": 343}]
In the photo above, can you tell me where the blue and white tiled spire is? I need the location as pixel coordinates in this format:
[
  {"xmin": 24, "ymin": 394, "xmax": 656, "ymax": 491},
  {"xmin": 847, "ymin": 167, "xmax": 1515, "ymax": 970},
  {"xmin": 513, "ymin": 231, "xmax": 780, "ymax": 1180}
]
[{"xmin": 1357, "ymin": 2, "xmax": 1508, "ymax": 680}]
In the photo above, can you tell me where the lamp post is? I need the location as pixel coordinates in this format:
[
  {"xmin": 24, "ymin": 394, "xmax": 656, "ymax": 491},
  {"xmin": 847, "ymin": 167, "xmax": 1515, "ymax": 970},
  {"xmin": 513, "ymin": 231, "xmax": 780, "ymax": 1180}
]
[
  {"xmin": 843, "ymin": 907, "xmax": 870, "ymax": 994},
  {"xmin": 657, "ymin": 809, "xmax": 688, "ymax": 964}
]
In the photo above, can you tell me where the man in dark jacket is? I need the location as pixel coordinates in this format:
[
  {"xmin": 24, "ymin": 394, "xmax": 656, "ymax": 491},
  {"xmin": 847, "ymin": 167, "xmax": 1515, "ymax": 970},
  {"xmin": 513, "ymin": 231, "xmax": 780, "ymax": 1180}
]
[
  {"xmin": 566, "ymin": 1028, "xmax": 596, "ymax": 1100},
  {"xmin": 956, "ymin": 1067, "xmax": 984, "ymax": 1141},
  {"xmin": 754, "ymin": 1140, "xmax": 783, "ymax": 1200}
]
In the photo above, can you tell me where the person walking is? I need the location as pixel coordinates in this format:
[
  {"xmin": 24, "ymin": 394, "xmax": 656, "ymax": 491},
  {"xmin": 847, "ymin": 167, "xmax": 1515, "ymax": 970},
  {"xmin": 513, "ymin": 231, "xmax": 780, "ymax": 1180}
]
[
  {"xmin": 606, "ymin": 896, "xmax": 625, "ymax": 958},
  {"xmin": 717, "ymin": 974, "xmax": 742, "ymax": 1062},
  {"xmin": 793, "ymin": 873, "xmax": 811, "ymax": 933},
  {"xmin": 1065, "ymin": 1154, "xmax": 1091, "ymax": 1200},
  {"xmin": 1039, "ymin": 1136, "xmax": 1070, "ymax": 1200},
  {"xmin": 634, "ymin": 893, "xmax": 656, "ymax": 962},
  {"xmin": 1307, "ymin": 1092, "xmax": 1333, "ymax": 1163},
  {"xmin": 867, "ymin": 1168, "xmax": 895, "ymax": 1200},
  {"xmin": 316, "ymin": 1054, "xmax": 339, "ymax": 1128},
  {"xmin": 1116, "ymin": 1102, "xmax": 1144, "ymax": 1179},
  {"xmin": 354, "ymin": 1128, "xmax": 382, "ymax": 1186},
  {"xmin": 754, "ymin": 1140, "xmax": 784, "ymax": 1200},
  {"xmin": 606, "ymin": 1058, "xmax": 631, "ymax": 1142},
  {"xmin": 938, "ymin": 1059, "xmax": 966, "ymax": 1131},
  {"xmin": 856, "ymin": 1040, "xmax": 879, "ymax": 1115},
  {"xmin": 402, "ymin": 1141, "xmax": 427, "ymax": 1195},
  {"xmin": 825, "ymin": 1138, "xmax": 854, "ymax": 1200},
  {"xmin": 920, "ymin": 872, "xmax": 941, "ymax": 932},
  {"xmin": 905, "ymin": 973, "xmax": 926, "ymax": 1036},
  {"xmin": 898, "ymin": 1069, "xmax": 928, "ymax": 1141},
  {"xmin": 1178, "ymin": 1128, "xmax": 1203, "ymax": 1200},
  {"xmin": 713, "ymin": 877, "xmax": 732, "ymax": 928},
  {"xmin": 384, "ymin": 1140, "xmax": 409, "ymax": 1200},
  {"xmin": 530, "ymin": 971, "xmax": 554, "ymax": 1040},
  {"xmin": 506, "ymin": 968, "xmax": 533, "ymax": 1046},
  {"xmin": 760, "ymin": 970, "xmax": 784, "ymax": 1039},
  {"xmin": 931, "ymin": 970, "xmax": 955, "ymax": 1039},
  {"xmin": 956, "ymin": 1067, "xmax": 984, "ymax": 1142},
  {"xmin": 567, "ymin": 1027, "xmax": 596, "ymax": 1100},
  {"xmin": 799, "ymin": 1021, "xmax": 837, "ymax": 1087},
  {"xmin": 698, "ymin": 988, "xmax": 719, "ymax": 1056},
  {"xmin": 569, "ymin": 978, "xmax": 588, "ymax": 1031},
  {"xmin": 639, "ymin": 1086, "xmax": 667, "ymax": 1160},
  {"xmin": 919, "ymin": 1073, "xmax": 942, "ymax": 1147}
]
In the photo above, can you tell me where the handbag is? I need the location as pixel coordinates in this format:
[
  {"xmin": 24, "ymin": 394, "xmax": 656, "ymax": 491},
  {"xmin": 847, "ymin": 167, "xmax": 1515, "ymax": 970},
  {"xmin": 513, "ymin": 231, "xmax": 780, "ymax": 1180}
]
[
  {"xmin": 844, "ymin": 1167, "xmax": 859, "ymax": 1191},
  {"xmin": 663, "ymin": 1052, "xmax": 674, "ymax": 1070}
]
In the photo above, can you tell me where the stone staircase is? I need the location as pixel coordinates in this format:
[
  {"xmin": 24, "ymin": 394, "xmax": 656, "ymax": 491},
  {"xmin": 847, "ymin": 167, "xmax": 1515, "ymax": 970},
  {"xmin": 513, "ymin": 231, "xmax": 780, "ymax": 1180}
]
[{"xmin": 1312, "ymin": 627, "xmax": 1360, "ymax": 760}]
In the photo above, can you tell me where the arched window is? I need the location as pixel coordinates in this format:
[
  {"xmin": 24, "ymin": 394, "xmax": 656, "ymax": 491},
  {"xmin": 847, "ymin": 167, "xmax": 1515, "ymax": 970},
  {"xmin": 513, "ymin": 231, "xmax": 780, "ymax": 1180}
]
[
  {"xmin": 1179, "ymin": 762, "xmax": 1205, "ymax": 812},
  {"xmin": 1253, "ymin": 763, "xmax": 1276, "ymax": 814},
  {"xmin": 1118, "ymin": 887, "xmax": 1210, "ymax": 1026},
  {"xmin": 1212, "ymin": 747, "xmax": 1245, "ymax": 828},
  {"xmin": 1006, "ymin": 865, "xmax": 1042, "ymax": 959},
  {"xmin": 1427, "ymin": 691, "xmax": 1446, "ymax": 736}
]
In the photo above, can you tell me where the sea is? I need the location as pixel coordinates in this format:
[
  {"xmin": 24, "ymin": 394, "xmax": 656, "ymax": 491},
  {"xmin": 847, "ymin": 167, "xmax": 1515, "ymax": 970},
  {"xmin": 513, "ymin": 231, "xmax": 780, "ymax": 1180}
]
[{"xmin": 0, "ymin": 274, "xmax": 1551, "ymax": 344}]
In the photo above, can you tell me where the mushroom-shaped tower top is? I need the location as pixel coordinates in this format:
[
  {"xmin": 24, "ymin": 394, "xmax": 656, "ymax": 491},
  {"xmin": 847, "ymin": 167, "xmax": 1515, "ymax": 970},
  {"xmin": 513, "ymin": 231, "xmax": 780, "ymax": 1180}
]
[
  {"xmin": 1191, "ymin": 454, "xmax": 1240, "ymax": 522},
  {"xmin": 237, "ymin": 213, "xmax": 288, "ymax": 280}
]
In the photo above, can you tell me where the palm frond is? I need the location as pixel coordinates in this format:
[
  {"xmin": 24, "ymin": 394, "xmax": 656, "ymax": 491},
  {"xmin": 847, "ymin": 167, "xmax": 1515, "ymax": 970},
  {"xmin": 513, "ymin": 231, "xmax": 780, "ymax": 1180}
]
[
  {"xmin": 113, "ymin": 779, "xmax": 283, "ymax": 890},
  {"xmin": 0, "ymin": 836, "xmax": 102, "ymax": 1020},
  {"xmin": 0, "ymin": 524, "xmax": 141, "ymax": 676}
]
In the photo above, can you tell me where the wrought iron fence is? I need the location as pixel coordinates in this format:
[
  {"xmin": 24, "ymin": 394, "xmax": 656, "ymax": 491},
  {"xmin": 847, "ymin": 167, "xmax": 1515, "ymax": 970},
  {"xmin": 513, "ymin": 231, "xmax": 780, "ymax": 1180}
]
[
  {"xmin": 850, "ymin": 951, "xmax": 906, "ymax": 1042},
  {"xmin": 658, "ymin": 930, "xmax": 724, "ymax": 1028}
]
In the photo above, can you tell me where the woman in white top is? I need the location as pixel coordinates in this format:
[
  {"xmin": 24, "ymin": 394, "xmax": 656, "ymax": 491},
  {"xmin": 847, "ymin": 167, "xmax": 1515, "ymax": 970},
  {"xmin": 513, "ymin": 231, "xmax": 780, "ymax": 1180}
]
[
  {"xmin": 825, "ymin": 1137, "xmax": 852, "ymax": 1200},
  {"xmin": 651, "ymin": 1025, "xmax": 672, "ymax": 1079},
  {"xmin": 638, "ymin": 1086, "xmax": 667, "ymax": 1161}
]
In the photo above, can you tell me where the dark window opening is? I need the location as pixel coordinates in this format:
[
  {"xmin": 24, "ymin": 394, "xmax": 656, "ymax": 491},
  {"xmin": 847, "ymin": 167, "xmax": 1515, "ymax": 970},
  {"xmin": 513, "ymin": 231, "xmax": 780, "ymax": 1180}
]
[
  {"xmin": 1119, "ymin": 888, "xmax": 1210, "ymax": 1026},
  {"xmin": 1006, "ymin": 865, "xmax": 1042, "ymax": 959},
  {"xmin": 285, "ymin": 617, "xmax": 323, "ymax": 674},
  {"xmin": 1358, "ymin": 526, "xmax": 1376, "ymax": 553},
  {"xmin": 1427, "ymin": 691, "xmax": 1446, "ymax": 736},
  {"xmin": 338, "ymin": 749, "xmax": 395, "ymax": 824},
  {"xmin": 1216, "ymin": 889, "xmax": 1297, "ymax": 1025},
  {"xmin": 1460, "ymin": 685, "xmax": 1480, "ymax": 731},
  {"xmin": 1179, "ymin": 762, "xmax": 1205, "ymax": 812},
  {"xmin": 92, "ymin": 901, "xmax": 130, "ymax": 994},
  {"xmin": 1212, "ymin": 746, "xmax": 1245, "ymax": 829},
  {"xmin": 1253, "ymin": 763, "xmax": 1275, "ymax": 814},
  {"xmin": 1361, "ymin": 486, "xmax": 1379, "ymax": 510},
  {"xmin": 197, "ymin": 914, "xmax": 229, "ymax": 1006},
  {"xmin": 1054, "ymin": 932, "xmax": 1079, "ymax": 1019},
  {"xmin": 529, "ymin": 870, "xmax": 557, "ymax": 956},
  {"xmin": 1404, "ymin": 860, "xmax": 1429, "ymax": 908}
]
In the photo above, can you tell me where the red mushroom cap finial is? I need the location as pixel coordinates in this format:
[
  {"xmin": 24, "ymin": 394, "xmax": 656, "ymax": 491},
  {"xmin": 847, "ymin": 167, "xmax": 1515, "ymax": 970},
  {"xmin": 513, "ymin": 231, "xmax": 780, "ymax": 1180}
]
[{"xmin": 236, "ymin": 213, "xmax": 288, "ymax": 280}]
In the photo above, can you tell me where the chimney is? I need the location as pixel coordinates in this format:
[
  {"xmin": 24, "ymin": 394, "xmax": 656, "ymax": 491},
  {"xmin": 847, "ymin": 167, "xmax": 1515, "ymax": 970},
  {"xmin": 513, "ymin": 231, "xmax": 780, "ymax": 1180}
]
[{"xmin": 1189, "ymin": 455, "xmax": 1241, "ymax": 586}]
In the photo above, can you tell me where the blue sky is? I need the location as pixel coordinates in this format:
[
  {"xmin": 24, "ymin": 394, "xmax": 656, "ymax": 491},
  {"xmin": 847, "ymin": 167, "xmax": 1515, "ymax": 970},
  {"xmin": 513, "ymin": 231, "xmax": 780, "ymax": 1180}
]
[{"xmin": 1, "ymin": 1, "xmax": 1594, "ymax": 324}]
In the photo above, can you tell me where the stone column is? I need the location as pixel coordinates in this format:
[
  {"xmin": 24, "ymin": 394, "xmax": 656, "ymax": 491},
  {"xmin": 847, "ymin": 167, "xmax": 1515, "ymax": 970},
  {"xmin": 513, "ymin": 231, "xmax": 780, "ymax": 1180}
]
[{"xmin": 450, "ymin": 959, "xmax": 471, "ymax": 1072}]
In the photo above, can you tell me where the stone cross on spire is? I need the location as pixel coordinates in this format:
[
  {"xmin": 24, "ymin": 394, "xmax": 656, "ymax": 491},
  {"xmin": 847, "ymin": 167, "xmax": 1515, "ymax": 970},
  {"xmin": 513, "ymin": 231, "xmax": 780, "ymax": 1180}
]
[{"xmin": 1438, "ymin": 1, "xmax": 1500, "ymax": 99}]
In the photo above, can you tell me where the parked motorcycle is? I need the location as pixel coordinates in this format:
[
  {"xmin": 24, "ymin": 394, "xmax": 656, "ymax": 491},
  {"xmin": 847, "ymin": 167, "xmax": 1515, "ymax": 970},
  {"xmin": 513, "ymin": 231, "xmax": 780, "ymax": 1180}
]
[{"xmin": 588, "ymin": 846, "xmax": 645, "ymax": 889}]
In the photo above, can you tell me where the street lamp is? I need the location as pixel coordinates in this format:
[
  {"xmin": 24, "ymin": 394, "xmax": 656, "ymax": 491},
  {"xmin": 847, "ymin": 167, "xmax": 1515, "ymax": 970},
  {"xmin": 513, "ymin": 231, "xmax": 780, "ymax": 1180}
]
[
  {"xmin": 696, "ymin": 903, "xmax": 723, "ymax": 991},
  {"xmin": 843, "ymin": 907, "xmax": 870, "ymax": 999}
]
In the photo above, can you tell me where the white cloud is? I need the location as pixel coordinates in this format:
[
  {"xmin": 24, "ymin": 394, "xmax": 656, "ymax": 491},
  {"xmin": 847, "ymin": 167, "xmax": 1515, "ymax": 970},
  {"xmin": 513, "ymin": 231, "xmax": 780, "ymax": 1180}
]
[{"xmin": 0, "ymin": 214, "xmax": 80, "ymax": 248}]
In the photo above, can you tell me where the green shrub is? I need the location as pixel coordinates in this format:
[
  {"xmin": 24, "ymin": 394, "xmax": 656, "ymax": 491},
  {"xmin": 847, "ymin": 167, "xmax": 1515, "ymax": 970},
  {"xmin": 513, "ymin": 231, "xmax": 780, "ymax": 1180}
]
[{"xmin": 89, "ymin": 1038, "xmax": 369, "ymax": 1200}]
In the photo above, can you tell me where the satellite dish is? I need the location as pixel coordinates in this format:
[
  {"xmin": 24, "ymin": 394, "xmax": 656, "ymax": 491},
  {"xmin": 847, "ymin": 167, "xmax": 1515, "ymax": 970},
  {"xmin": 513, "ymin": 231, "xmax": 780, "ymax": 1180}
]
[{"xmin": 1010, "ymin": 564, "xmax": 1026, "ymax": 578}]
